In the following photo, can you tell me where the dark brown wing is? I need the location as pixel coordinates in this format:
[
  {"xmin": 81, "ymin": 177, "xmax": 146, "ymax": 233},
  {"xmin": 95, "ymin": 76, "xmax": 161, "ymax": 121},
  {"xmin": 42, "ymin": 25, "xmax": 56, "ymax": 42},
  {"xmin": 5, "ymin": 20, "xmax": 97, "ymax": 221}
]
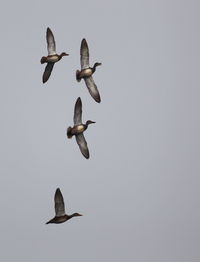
[
  {"xmin": 80, "ymin": 38, "xmax": 90, "ymax": 69},
  {"xmin": 74, "ymin": 97, "xmax": 82, "ymax": 125},
  {"xmin": 84, "ymin": 76, "xmax": 101, "ymax": 103},
  {"xmin": 75, "ymin": 133, "xmax": 89, "ymax": 159},
  {"xmin": 54, "ymin": 188, "xmax": 66, "ymax": 217},
  {"xmin": 46, "ymin": 27, "xmax": 56, "ymax": 55},
  {"xmin": 42, "ymin": 62, "xmax": 54, "ymax": 83}
]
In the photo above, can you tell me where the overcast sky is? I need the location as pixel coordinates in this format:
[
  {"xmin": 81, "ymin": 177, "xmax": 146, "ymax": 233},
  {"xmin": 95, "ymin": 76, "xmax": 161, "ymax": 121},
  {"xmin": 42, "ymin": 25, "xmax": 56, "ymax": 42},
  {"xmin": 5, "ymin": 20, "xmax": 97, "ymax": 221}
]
[{"xmin": 0, "ymin": 0, "xmax": 199, "ymax": 261}]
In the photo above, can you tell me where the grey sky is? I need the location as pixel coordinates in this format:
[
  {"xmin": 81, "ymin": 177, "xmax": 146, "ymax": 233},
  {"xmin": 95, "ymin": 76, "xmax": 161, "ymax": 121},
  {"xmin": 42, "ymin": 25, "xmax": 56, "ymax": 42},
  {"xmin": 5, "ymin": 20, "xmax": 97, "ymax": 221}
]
[{"xmin": 0, "ymin": 0, "xmax": 199, "ymax": 261}]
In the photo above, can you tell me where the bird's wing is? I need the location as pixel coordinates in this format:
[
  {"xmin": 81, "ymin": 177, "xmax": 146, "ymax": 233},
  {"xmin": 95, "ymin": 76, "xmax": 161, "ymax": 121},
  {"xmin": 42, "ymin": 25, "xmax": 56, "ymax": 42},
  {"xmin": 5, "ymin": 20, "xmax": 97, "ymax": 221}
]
[
  {"xmin": 80, "ymin": 38, "xmax": 90, "ymax": 69},
  {"xmin": 76, "ymin": 133, "xmax": 89, "ymax": 159},
  {"xmin": 73, "ymin": 97, "xmax": 82, "ymax": 125},
  {"xmin": 54, "ymin": 188, "xmax": 66, "ymax": 217},
  {"xmin": 42, "ymin": 62, "xmax": 54, "ymax": 83},
  {"xmin": 46, "ymin": 27, "xmax": 56, "ymax": 55},
  {"xmin": 84, "ymin": 76, "xmax": 101, "ymax": 103}
]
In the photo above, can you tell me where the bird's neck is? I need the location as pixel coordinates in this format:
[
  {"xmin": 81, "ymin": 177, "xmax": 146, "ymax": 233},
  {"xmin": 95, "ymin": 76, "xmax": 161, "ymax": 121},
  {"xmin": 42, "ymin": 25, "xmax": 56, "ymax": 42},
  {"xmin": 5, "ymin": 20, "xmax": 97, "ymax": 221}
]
[
  {"xmin": 84, "ymin": 122, "xmax": 89, "ymax": 129},
  {"xmin": 58, "ymin": 53, "xmax": 65, "ymax": 60},
  {"xmin": 67, "ymin": 213, "xmax": 76, "ymax": 220},
  {"xmin": 67, "ymin": 215, "xmax": 73, "ymax": 220},
  {"xmin": 92, "ymin": 63, "xmax": 97, "ymax": 73}
]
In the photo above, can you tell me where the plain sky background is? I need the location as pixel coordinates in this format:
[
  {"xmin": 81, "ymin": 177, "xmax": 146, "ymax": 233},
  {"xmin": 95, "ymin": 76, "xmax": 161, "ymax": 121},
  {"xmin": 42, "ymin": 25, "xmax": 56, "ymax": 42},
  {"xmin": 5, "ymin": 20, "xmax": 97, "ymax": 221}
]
[{"xmin": 0, "ymin": 0, "xmax": 199, "ymax": 261}]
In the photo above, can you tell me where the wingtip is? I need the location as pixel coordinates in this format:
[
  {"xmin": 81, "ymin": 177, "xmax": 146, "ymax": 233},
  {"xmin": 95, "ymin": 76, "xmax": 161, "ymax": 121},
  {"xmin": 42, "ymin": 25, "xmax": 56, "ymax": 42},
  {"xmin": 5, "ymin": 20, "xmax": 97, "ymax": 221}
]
[
  {"xmin": 80, "ymin": 147, "xmax": 90, "ymax": 159},
  {"xmin": 94, "ymin": 96, "xmax": 101, "ymax": 103},
  {"xmin": 84, "ymin": 152, "xmax": 90, "ymax": 159},
  {"xmin": 46, "ymin": 27, "xmax": 53, "ymax": 37},
  {"xmin": 42, "ymin": 78, "xmax": 47, "ymax": 84},
  {"xmin": 77, "ymin": 97, "xmax": 81, "ymax": 102},
  {"xmin": 42, "ymin": 72, "xmax": 47, "ymax": 83},
  {"xmin": 75, "ymin": 97, "xmax": 82, "ymax": 107},
  {"xmin": 81, "ymin": 38, "xmax": 88, "ymax": 48},
  {"xmin": 82, "ymin": 38, "xmax": 87, "ymax": 43},
  {"xmin": 55, "ymin": 188, "xmax": 62, "ymax": 196}
]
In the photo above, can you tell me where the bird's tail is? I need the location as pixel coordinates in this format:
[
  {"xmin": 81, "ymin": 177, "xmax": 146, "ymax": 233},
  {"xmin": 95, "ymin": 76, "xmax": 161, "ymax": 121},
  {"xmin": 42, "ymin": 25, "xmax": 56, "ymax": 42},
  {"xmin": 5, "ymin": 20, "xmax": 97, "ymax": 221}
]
[
  {"xmin": 67, "ymin": 127, "xmax": 73, "ymax": 138},
  {"xmin": 76, "ymin": 70, "xmax": 81, "ymax": 82},
  {"xmin": 40, "ymin": 57, "xmax": 46, "ymax": 64}
]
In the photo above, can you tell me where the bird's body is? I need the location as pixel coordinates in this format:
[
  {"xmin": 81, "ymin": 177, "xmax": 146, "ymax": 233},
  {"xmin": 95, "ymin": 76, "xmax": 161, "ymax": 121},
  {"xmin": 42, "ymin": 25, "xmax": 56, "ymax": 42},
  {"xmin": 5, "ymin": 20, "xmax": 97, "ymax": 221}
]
[
  {"xmin": 76, "ymin": 38, "xmax": 101, "ymax": 103},
  {"xmin": 41, "ymin": 27, "xmax": 69, "ymax": 83},
  {"xmin": 76, "ymin": 68, "xmax": 93, "ymax": 79},
  {"xmin": 67, "ymin": 97, "xmax": 95, "ymax": 159},
  {"xmin": 41, "ymin": 54, "xmax": 62, "ymax": 64},
  {"xmin": 46, "ymin": 214, "xmax": 81, "ymax": 224},
  {"xmin": 46, "ymin": 188, "xmax": 82, "ymax": 225},
  {"xmin": 67, "ymin": 124, "xmax": 86, "ymax": 137},
  {"xmin": 46, "ymin": 214, "xmax": 69, "ymax": 224}
]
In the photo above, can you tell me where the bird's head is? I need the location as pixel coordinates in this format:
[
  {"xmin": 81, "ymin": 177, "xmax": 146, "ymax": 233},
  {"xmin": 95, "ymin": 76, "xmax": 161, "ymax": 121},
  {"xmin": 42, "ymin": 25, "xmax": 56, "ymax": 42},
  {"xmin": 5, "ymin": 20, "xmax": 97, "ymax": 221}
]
[
  {"xmin": 60, "ymin": 52, "xmax": 69, "ymax": 57},
  {"xmin": 86, "ymin": 120, "xmax": 96, "ymax": 126},
  {"xmin": 72, "ymin": 213, "xmax": 83, "ymax": 217}
]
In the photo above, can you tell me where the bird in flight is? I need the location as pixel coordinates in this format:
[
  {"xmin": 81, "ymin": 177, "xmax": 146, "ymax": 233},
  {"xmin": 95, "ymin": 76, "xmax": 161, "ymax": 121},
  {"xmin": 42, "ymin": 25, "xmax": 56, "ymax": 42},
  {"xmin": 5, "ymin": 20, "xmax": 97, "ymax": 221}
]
[
  {"xmin": 76, "ymin": 39, "xmax": 101, "ymax": 103},
  {"xmin": 46, "ymin": 188, "xmax": 82, "ymax": 224},
  {"xmin": 41, "ymin": 27, "xmax": 69, "ymax": 83},
  {"xmin": 67, "ymin": 97, "xmax": 95, "ymax": 159}
]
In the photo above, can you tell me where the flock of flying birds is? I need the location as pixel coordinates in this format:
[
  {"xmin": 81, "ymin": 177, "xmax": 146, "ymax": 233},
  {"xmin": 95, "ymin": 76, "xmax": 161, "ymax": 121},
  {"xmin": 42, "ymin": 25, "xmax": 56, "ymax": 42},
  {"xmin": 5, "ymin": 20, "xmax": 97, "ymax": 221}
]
[{"xmin": 41, "ymin": 28, "xmax": 101, "ymax": 224}]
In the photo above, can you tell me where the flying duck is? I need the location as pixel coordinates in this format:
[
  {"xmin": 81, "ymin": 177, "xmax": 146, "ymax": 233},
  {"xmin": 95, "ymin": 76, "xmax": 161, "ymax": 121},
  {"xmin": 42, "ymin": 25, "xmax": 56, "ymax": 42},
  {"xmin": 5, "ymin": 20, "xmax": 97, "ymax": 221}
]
[
  {"xmin": 46, "ymin": 188, "xmax": 82, "ymax": 224},
  {"xmin": 40, "ymin": 27, "xmax": 69, "ymax": 83},
  {"xmin": 76, "ymin": 39, "xmax": 101, "ymax": 103},
  {"xmin": 67, "ymin": 97, "xmax": 95, "ymax": 159}
]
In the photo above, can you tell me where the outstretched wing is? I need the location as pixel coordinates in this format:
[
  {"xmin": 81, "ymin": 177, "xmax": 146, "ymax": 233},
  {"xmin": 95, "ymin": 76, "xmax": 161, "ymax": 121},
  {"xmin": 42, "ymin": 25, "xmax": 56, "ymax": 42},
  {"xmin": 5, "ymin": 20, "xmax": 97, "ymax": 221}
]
[
  {"xmin": 42, "ymin": 62, "xmax": 54, "ymax": 83},
  {"xmin": 54, "ymin": 188, "xmax": 66, "ymax": 217},
  {"xmin": 76, "ymin": 133, "xmax": 89, "ymax": 159},
  {"xmin": 46, "ymin": 27, "xmax": 56, "ymax": 56},
  {"xmin": 74, "ymin": 97, "xmax": 82, "ymax": 125},
  {"xmin": 84, "ymin": 76, "xmax": 101, "ymax": 103},
  {"xmin": 80, "ymin": 38, "xmax": 90, "ymax": 69}
]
